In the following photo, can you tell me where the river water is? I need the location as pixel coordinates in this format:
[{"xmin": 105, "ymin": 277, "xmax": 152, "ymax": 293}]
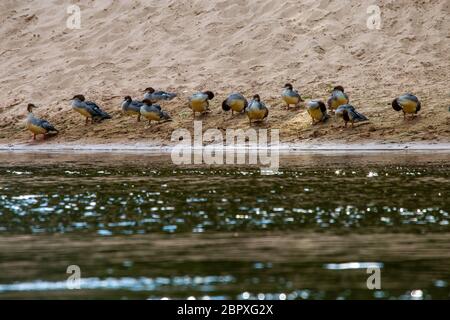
[{"xmin": 0, "ymin": 151, "xmax": 448, "ymax": 299}]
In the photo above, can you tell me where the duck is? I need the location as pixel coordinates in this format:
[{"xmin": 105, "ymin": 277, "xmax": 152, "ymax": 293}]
[
  {"xmin": 335, "ymin": 104, "xmax": 368, "ymax": 128},
  {"xmin": 392, "ymin": 93, "xmax": 421, "ymax": 120},
  {"xmin": 222, "ymin": 93, "xmax": 248, "ymax": 116},
  {"xmin": 71, "ymin": 95, "xmax": 112, "ymax": 124},
  {"xmin": 140, "ymin": 99, "xmax": 171, "ymax": 124},
  {"xmin": 26, "ymin": 103, "xmax": 58, "ymax": 140},
  {"xmin": 281, "ymin": 83, "xmax": 303, "ymax": 108},
  {"xmin": 188, "ymin": 91, "xmax": 214, "ymax": 118},
  {"xmin": 143, "ymin": 87, "xmax": 177, "ymax": 103},
  {"xmin": 121, "ymin": 96, "xmax": 143, "ymax": 122},
  {"xmin": 246, "ymin": 94, "xmax": 269, "ymax": 125},
  {"xmin": 306, "ymin": 100, "xmax": 329, "ymax": 125},
  {"xmin": 327, "ymin": 86, "xmax": 349, "ymax": 112}
]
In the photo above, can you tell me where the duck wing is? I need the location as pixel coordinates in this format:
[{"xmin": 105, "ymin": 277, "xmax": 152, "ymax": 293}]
[
  {"xmin": 38, "ymin": 118, "xmax": 58, "ymax": 132},
  {"xmin": 86, "ymin": 101, "xmax": 112, "ymax": 120},
  {"xmin": 155, "ymin": 91, "xmax": 177, "ymax": 101},
  {"xmin": 348, "ymin": 107, "xmax": 368, "ymax": 122}
]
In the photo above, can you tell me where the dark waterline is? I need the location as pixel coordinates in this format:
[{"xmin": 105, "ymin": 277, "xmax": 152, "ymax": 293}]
[{"xmin": 0, "ymin": 151, "xmax": 449, "ymax": 299}]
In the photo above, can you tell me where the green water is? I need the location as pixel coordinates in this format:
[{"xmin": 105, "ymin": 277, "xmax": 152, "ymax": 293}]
[{"xmin": 0, "ymin": 152, "xmax": 449, "ymax": 299}]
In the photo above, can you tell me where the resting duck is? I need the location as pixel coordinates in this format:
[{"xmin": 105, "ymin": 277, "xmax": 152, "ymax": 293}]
[
  {"xmin": 281, "ymin": 83, "xmax": 303, "ymax": 108},
  {"xmin": 246, "ymin": 94, "xmax": 269, "ymax": 125},
  {"xmin": 306, "ymin": 100, "xmax": 329, "ymax": 125},
  {"xmin": 335, "ymin": 104, "xmax": 368, "ymax": 128},
  {"xmin": 71, "ymin": 95, "xmax": 111, "ymax": 124},
  {"xmin": 121, "ymin": 96, "xmax": 143, "ymax": 122},
  {"xmin": 143, "ymin": 87, "xmax": 177, "ymax": 103},
  {"xmin": 327, "ymin": 86, "xmax": 349, "ymax": 112},
  {"xmin": 26, "ymin": 103, "xmax": 58, "ymax": 140},
  {"xmin": 188, "ymin": 91, "xmax": 214, "ymax": 118},
  {"xmin": 140, "ymin": 99, "xmax": 171, "ymax": 124},
  {"xmin": 392, "ymin": 93, "xmax": 421, "ymax": 120},
  {"xmin": 222, "ymin": 93, "xmax": 248, "ymax": 116}
]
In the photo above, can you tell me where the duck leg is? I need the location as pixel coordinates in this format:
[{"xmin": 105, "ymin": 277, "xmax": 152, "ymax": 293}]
[
  {"xmin": 33, "ymin": 133, "xmax": 36, "ymax": 140},
  {"xmin": 137, "ymin": 115, "xmax": 141, "ymax": 122}
]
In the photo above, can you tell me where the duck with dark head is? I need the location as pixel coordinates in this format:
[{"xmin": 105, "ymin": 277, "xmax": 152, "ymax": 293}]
[
  {"xmin": 140, "ymin": 99, "xmax": 171, "ymax": 125},
  {"xmin": 222, "ymin": 93, "xmax": 248, "ymax": 116},
  {"xmin": 246, "ymin": 94, "xmax": 269, "ymax": 125},
  {"xmin": 26, "ymin": 103, "xmax": 58, "ymax": 140},
  {"xmin": 71, "ymin": 94, "xmax": 112, "ymax": 125},
  {"xmin": 143, "ymin": 87, "xmax": 177, "ymax": 103},
  {"xmin": 327, "ymin": 85, "xmax": 349, "ymax": 113},
  {"xmin": 188, "ymin": 91, "xmax": 215, "ymax": 118},
  {"xmin": 282, "ymin": 83, "xmax": 303, "ymax": 109},
  {"xmin": 121, "ymin": 96, "xmax": 143, "ymax": 122}
]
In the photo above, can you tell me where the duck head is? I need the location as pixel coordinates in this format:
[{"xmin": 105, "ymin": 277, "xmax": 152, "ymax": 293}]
[
  {"xmin": 253, "ymin": 94, "xmax": 261, "ymax": 102},
  {"xmin": 142, "ymin": 99, "xmax": 153, "ymax": 105},
  {"xmin": 333, "ymin": 86, "xmax": 345, "ymax": 93},
  {"xmin": 123, "ymin": 96, "xmax": 132, "ymax": 102},
  {"xmin": 203, "ymin": 91, "xmax": 214, "ymax": 100},
  {"xmin": 284, "ymin": 83, "xmax": 293, "ymax": 90},
  {"xmin": 27, "ymin": 103, "xmax": 37, "ymax": 113},
  {"xmin": 144, "ymin": 87, "xmax": 155, "ymax": 94},
  {"xmin": 71, "ymin": 94, "xmax": 85, "ymax": 102}
]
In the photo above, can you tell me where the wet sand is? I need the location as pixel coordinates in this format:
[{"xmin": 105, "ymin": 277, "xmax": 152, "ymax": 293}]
[{"xmin": 1, "ymin": 141, "xmax": 450, "ymax": 153}]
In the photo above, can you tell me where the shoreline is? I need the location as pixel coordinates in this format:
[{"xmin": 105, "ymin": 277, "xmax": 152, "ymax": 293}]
[{"xmin": 1, "ymin": 141, "xmax": 449, "ymax": 154}]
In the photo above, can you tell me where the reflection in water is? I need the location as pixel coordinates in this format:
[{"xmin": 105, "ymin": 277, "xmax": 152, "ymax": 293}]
[{"xmin": 0, "ymin": 152, "xmax": 449, "ymax": 299}]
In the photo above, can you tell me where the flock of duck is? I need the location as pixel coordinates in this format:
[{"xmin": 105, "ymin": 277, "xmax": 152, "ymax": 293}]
[{"xmin": 25, "ymin": 84, "xmax": 422, "ymax": 140}]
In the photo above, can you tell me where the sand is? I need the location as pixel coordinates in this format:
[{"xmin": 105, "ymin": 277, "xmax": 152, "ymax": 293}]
[{"xmin": 0, "ymin": 0, "xmax": 449, "ymax": 148}]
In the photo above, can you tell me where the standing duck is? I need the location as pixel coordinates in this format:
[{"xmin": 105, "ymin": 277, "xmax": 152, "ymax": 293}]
[
  {"xmin": 281, "ymin": 83, "xmax": 303, "ymax": 108},
  {"xmin": 143, "ymin": 87, "xmax": 177, "ymax": 103},
  {"xmin": 26, "ymin": 103, "xmax": 58, "ymax": 140},
  {"xmin": 188, "ymin": 91, "xmax": 214, "ymax": 118},
  {"xmin": 392, "ymin": 93, "xmax": 421, "ymax": 120},
  {"xmin": 121, "ymin": 96, "xmax": 143, "ymax": 122},
  {"xmin": 140, "ymin": 99, "xmax": 171, "ymax": 124},
  {"xmin": 222, "ymin": 93, "xmax": 248, "ymax": 116},
  {"xmin": 327, "ymin": 86, "xmax": 349, "ymax": 112},
  {"xmin": 246, "ymin": 94, "xmax": 269, "ymax": 125},
  {"xmin": 335, "ymin": 104, "xmax": 368, "ymax": 128},
  {"xmin": 306, "ymin": 100, "xmax": 329, "ymax": 125},
  {"xmin": 71, "ymin": 95, "xmax": 112, "ymax": 124}
]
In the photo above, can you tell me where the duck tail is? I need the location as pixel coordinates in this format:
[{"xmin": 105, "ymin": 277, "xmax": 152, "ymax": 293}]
[
  {"xmin": 392, "ymin": 99, "xmax": 402, "ymax": 112},
  {"xmin": 161, "ymin": 111, "xmax": 171, "ymax": 120},
  {"xmin": 222, "ymin": 100, "xmax": 231, "ymax": 111},
  {"xmin": 101, "ymin": 111, "xmax": 112, "ymax": 120},
  {"xmin": 166, "ymin": 93, "xmax": 177, "ymax": 100},
  {"xmin": 355, "ymin": 111, "xmax": 368, "ymax": 122}
]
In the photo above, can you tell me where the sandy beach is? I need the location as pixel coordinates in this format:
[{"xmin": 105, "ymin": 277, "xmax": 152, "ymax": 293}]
[{"xmin": 0, "ymin": 0, "xmax": 449, "ymax": 147}]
